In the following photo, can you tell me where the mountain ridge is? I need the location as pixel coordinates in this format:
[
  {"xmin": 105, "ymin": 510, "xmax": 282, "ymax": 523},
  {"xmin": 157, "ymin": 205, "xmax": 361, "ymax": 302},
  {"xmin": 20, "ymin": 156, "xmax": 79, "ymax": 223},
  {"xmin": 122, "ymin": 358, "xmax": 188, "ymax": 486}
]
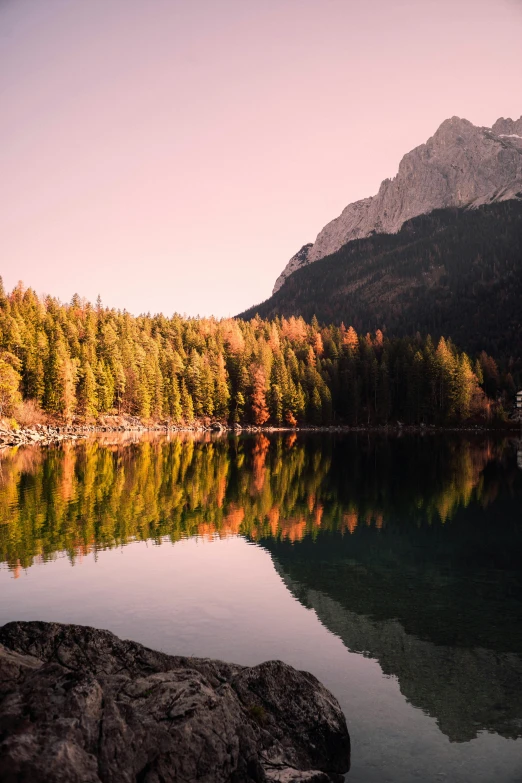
[
  {"xmin": 240, "ymin": 199, "xmax": 522, "ymax": 370},
  {"xmin": 273, "ymin": 114, "xmax": 522, "ymax": 293}
]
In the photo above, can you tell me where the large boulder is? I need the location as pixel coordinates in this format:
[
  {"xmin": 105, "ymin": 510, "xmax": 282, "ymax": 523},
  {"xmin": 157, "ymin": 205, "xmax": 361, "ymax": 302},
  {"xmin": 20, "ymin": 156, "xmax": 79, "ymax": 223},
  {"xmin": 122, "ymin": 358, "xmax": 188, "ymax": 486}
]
[{"xmin": 0, "ymin": 622, "xmax": 350, "ymax": 783}]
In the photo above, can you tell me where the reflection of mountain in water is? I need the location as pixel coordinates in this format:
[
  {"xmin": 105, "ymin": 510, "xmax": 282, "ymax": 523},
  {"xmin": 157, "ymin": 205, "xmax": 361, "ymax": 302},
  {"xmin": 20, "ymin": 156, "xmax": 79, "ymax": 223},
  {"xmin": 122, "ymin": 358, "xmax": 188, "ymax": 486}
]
[
  {"xmin": 2, "ymin": 432, "xmax": 522, "ymax": 743},
  {"xmin": 261, "ymin": 528, "xmax": 522, "ymax": 743}
]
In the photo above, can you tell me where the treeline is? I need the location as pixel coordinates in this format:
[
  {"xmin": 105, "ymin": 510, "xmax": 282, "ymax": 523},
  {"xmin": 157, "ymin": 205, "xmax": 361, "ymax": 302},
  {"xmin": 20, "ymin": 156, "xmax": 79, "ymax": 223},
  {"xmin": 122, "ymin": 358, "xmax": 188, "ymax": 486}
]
[
  {"xmin": 241, "ymin": 200, "xmax": 522, "ymax": 378},
  {"xmin": 0, "ymin": 279, "xmax": 505, "ymax": 427}
]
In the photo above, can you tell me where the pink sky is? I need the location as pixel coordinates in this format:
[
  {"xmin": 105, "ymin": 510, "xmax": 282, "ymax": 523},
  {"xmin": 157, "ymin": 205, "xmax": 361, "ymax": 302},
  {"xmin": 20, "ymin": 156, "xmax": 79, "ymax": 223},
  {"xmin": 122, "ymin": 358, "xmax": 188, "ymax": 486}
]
[{"xmin": 1, "ymin": 0, "xmax": 521, "ymax": 318}]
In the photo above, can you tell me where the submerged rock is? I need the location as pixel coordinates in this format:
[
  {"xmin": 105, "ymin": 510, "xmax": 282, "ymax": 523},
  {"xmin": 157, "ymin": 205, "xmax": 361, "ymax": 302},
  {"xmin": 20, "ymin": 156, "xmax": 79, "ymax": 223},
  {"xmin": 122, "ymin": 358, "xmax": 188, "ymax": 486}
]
[{"xmin": 0, "ymin": 622, "xmax": 350, "ymax": 783}]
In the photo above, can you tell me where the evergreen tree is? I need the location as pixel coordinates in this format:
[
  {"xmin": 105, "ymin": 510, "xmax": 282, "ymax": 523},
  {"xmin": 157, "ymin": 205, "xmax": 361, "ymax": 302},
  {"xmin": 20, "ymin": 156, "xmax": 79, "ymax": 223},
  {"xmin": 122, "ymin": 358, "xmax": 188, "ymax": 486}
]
[
  {"xmin": 168, "ymin": 375, "xmax": 183, "ymax": 422},
  {"xmin": 0, "ymin": 354, "xmax": 22, "ymax": 418},
  {"xmin": 78, "ymin": 360, "xmax": 98, "ymax": 417},
  {"xmin": 214, "ymin": 354, "xmax": 230, "ymax": 419},
  {"xmin": 269, "ymin": 383, "xmax": 283, "ymax": 425},
  {"xmin": 180, "ymin": 380, "xmax": 194, "ymax": 423},
  {"xmin": 309, "ymin": 387, "xmax": 323, "ymax": 425}
]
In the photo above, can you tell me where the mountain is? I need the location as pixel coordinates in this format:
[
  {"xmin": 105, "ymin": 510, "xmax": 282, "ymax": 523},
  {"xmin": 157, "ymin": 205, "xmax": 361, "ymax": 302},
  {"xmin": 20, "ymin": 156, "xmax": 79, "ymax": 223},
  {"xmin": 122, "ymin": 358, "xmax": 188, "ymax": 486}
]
[
  {"xmin": 272, "ymin": 115, "xmax": 522, "ymax": 293},
  {"xmin": 240, "ymin": 199, "xmax": 522, "ymax": 368}
]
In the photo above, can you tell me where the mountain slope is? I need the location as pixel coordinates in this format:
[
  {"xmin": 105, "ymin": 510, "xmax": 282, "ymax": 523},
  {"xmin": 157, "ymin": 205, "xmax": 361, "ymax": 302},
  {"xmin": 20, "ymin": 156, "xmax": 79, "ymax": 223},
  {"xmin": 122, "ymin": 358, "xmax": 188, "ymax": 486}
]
[
  {"xmin": 273, "ymin": 115, "xmax": 522, "ymax": 293},
  {"xmin": 240, "ymin": 200, "xmax": 522, "ymax": 364}
]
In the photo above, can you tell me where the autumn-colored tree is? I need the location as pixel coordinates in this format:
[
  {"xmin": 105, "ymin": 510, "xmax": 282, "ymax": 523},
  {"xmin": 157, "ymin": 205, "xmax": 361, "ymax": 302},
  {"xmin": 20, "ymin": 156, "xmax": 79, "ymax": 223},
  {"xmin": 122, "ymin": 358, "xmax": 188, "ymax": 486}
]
[
  {"xmin": 0, "ymin": 354, "xmax": 22, "ymax": 417},
  {"xmin": 59, "ymin": 352, "xmax": 79, "ymax": 424},
  {"xmin": 285, "ymin": 410, "xmax": 297, "ymax": 427},
  {"xmin": 343, "ymin": 326, "xmax": 359, "ymax": 352},
  {"xmin": 250, "ymin": 365, "xmax": 270, "ymax": 425},
  {"xmin": 313, "ymin": 332, "xmax": 324, "ymax": 357},
  {"xmin": 454, "ymin": 354, "xmax": 478, "ymax": 420}
]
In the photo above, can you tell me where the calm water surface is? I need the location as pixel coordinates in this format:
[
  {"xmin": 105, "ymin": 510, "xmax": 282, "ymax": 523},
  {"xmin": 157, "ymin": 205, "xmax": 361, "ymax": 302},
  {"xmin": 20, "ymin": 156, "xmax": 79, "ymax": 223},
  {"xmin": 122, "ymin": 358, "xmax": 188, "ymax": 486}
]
[{"xmin": 1, "ymin": 432, "xmax": 521, "ymax": 782}]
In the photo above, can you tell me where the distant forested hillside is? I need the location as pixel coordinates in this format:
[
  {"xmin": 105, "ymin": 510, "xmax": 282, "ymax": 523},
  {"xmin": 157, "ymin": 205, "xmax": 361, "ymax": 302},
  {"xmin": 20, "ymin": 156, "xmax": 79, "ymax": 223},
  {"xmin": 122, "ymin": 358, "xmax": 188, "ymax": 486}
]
[
  {"xmin": 241, "ymin": 200, "xmax": 522, "ymax": 376},
  {"xmin": 0, "ymin": 281, "xmax": 507, "ymax": 427}
]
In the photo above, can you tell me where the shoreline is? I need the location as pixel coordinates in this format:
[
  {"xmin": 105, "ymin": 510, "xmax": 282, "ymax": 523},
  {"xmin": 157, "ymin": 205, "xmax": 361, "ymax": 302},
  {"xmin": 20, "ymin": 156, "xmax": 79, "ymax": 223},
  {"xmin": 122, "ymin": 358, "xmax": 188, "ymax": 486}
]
[{"xmin": 1, "ymin": 418, "xmax": 521, "ymax": 448}]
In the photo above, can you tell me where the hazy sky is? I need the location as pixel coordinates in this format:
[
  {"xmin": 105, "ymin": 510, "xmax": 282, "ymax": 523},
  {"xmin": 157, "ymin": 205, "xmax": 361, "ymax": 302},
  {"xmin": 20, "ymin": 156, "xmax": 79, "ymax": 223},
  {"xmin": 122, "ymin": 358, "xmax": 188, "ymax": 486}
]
[{"xmin": 1, "ymin": 0, "xmax": 521, "ymax": 317}]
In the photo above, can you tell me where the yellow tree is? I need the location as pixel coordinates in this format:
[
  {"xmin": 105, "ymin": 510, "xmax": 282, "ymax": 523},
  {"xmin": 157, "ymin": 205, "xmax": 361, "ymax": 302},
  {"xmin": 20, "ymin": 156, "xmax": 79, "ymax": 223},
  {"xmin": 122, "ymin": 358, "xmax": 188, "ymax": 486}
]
[{"xmin": 0, "ymin": 354, "xmax": 22, "ymax": 418}]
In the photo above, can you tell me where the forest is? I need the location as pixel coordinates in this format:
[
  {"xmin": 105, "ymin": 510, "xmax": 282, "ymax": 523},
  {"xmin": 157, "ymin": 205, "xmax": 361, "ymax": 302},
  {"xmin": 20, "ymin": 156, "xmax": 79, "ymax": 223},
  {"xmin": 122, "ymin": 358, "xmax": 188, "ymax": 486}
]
[
  {"xmin": 241, "ymin": 200, "xmax": 522, "ymax": 377},
  {"xmin": 0, "ymin": 278, "xmax": 509, "ymax": 428}
]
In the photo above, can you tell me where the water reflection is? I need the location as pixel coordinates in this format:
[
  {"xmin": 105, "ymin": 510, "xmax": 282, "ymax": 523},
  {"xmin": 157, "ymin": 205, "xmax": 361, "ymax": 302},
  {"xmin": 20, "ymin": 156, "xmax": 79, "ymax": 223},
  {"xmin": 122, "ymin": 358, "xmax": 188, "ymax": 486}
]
[
  {"xmin": 1, "ymin": 433, "xmax": 518, "ymax": 572},
  {"xmin": 266, "ymin": 552, "xmax": 522, "ymax": 744},
  {"xmin": 1, "ymin": 432, "xmax": 521, "ymax": 750}
]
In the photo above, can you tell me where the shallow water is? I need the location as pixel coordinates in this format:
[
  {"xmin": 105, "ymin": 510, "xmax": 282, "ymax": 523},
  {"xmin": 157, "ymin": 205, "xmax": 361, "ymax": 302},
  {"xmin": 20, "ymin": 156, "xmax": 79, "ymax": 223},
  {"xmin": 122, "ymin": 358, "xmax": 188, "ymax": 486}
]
[{"xmin": 1, "ymin": 433, "xmax": 521, "ymax": 782}]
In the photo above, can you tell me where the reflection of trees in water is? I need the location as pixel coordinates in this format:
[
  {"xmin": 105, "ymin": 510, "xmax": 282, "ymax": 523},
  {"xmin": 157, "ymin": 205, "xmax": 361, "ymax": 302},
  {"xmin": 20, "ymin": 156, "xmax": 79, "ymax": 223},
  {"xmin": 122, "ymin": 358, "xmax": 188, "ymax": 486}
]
[
  {"xmin": 257, "ymin": 441, "xmax": 522, "ymax": 744},
  {"xmin": 2, "ymin": 433, "xmax": 520, "ymax": 747},
  {"xmin": 0, "ymin": 433, "xmax": 516, "ymax": 573}
]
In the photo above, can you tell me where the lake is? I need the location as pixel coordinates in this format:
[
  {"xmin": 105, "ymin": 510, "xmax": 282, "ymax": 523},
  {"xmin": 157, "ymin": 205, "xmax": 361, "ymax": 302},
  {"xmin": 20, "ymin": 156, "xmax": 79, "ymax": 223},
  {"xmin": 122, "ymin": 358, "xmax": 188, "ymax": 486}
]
[{"xmin": 1, "ymin": 432, "xmax": 521, "ymax": 782}]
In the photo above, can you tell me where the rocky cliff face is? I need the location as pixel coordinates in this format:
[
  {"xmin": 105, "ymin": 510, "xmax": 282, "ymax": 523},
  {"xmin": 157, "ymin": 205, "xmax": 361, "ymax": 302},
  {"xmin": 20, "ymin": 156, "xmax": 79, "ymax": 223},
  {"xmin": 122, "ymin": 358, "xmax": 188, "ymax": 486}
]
[
  {"xmin": 0, "ymin": 621, "xmax": 350, "ymax": 783},
  {"xmin": 273, "ymin": 115, "xmax": 522, "ymax": 293}
]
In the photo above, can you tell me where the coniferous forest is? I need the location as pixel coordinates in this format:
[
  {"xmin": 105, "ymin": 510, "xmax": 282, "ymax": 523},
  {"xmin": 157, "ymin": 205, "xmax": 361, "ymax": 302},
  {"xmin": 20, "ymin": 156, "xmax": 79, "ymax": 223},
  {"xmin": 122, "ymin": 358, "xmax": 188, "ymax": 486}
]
[
  {"xmin": 240, "ymin": 200, "xmax": 522, "ymax": 376},
  {"xmin": 0, "ymin": 278, "xmax": 510, "ymax": 427}
]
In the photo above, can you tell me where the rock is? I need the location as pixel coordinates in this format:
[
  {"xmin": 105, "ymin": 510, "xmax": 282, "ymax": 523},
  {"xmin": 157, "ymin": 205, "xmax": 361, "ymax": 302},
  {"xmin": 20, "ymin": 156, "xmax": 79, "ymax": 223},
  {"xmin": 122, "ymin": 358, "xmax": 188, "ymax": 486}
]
[
  {"xmin": 273, "ymin": 244, "xmax": 313, "ymax": 293},
  {"xmin": 0, "ymin": 622, "xmax": 350, "ymax": 783},
  {"xmin": 273, "ymin": 114, "xmax": 522, "ymax": 292}
]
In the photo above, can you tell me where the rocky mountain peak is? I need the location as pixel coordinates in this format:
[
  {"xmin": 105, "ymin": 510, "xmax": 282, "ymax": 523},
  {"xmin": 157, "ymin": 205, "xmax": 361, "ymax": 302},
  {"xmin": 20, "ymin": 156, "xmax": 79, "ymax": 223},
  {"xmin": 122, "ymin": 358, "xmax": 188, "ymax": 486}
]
[
  {"xmin": 273, "ymin": 114, "xmax": 522, "ymax": 294},
  {"xmin": 432, "ymin": 115, "xmax": 475, "ymax": 137},
  {"xmin": 491, "ymin": 116, "xmax": 522, "ymax": 136}
]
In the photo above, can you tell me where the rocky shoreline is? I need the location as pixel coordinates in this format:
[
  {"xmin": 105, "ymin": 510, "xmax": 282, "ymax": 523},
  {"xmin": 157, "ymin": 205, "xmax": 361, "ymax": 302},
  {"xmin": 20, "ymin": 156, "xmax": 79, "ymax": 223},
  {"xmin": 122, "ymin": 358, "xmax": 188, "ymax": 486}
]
[
  {"xmin": 0, "ymin": 423, "xmax": 88, "ymax": 448},
  {"xmin": 1, "ymin": 418, "xmax": 520, "ymax": 449},
  {"xmin": 0, "ymin": 621, "xmax": 350, "ymax": 783}
]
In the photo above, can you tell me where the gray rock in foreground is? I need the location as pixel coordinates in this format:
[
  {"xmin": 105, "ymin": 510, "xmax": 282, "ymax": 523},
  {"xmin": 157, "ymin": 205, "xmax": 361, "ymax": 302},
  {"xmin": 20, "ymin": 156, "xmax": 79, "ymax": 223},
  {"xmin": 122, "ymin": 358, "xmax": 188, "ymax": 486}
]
[{"xmin": 0, "ymin": 622, "xmax": 350, "ymax": 783}]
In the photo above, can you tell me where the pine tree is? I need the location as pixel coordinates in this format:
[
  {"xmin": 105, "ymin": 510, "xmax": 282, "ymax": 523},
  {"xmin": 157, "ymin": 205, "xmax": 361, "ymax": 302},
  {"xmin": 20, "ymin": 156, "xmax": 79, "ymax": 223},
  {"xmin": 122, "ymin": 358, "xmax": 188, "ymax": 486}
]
[
  {"xmin": 200, "ymin": 357, "xmax": 215, "ymax": 417},
  {"xmin": 0, "ymin": 354, "xmax": 22, "ymax": 417},
  {"xmin": 59, "ymin": 351, "xmax": 78, "ymax": 424},
  {"xmin": 180, "ymin": 379, "xmax": 194, "ymax": 423},
  {"xmin": 137, "ymin": 367, "xmax": 152, "ymax": 418},
  {"xmin": 309, "ymin": 387, "xmax": 322, "ymax": 425},
  {"xmin": 269, "ymin": 383, "xmax": 283, "ymax": 425},
  {"xmin": 78, "ymin": 360, "xmax": 98, "ymax": 417},
  {"xmin": 168, "ymin": 375, "xmax": 183, "ymax": 422},
  {"xmin": 113, "ymin": 360, "xmax": 126, "ymax": 413},
  {"xmin": 320, "ymin": 385, "xmax": 332, "ymax": 424},
  {"xmin": 454, "ymin": 354, "xmax": 475, "ymax": 420},
  {"xmin": 96, "ymin": 360, "xmax": 115, "ymax": 412},
  {"xmin": 186, "ymin": 350, "xmax": 203, "ymax": 417},
  {"xmin": 214, "ymin": 353, "xmax": 230, "ymax": 419}
]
